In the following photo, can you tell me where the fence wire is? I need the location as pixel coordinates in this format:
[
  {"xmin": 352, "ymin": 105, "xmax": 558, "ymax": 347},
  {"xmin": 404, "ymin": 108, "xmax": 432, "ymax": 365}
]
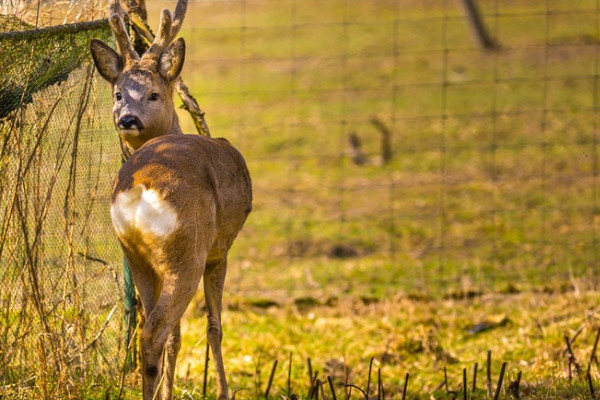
[
  {"xmin": 188, "ymin": 0, "xmax": 600, "ymax": 299},
  {"xmin": 0, "ymin": 16, "xmax": 123, "ymax": 394}
]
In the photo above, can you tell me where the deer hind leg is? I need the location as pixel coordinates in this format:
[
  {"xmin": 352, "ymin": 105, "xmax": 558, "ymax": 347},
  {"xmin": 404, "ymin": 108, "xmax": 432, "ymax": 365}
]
[
  {"xmin": 141, "ymin": 265, "xmax": 203, "ymax": 400},
  {"xmin": 204, "ymin": 257, "xmax": 229, "ymax": 400},
  {"xmin": 122, "ymin": 252, "xmax": 163, "ymax": 399}
]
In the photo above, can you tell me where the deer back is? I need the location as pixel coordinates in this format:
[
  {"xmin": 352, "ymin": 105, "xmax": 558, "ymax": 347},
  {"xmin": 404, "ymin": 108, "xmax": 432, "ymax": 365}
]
[{"xmin": 111, "ymin": 134, "xmax": 252, "ymax": 268}]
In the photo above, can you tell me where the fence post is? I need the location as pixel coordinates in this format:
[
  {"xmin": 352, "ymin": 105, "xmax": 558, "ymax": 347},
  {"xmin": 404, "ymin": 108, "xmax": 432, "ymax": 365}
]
[{"xmin": 123, "ymin": 256, "xmax": 138, "ymax": 370}]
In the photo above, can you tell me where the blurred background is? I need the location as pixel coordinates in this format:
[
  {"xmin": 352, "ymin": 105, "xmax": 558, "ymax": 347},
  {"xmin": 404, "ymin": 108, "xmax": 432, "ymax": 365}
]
[{"xmin": 171, "ymin": 0, "xmax": 600, "ymax": 299}]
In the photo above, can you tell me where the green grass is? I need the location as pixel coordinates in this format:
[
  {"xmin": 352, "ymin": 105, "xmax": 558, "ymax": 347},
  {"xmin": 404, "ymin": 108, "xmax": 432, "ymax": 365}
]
[{"xmin": 158, "ymin": 0, "xmax": 600, "ymax": 298}]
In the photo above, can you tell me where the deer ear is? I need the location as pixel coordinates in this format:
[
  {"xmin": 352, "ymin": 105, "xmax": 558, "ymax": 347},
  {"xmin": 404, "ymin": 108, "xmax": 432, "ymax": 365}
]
[
  {"xmin": 90, "ymin": 39, "xmax": 123, "ymax": 82},
  {"xmin": 159, "ymin": 38, "xmax": 185, "ymax": 82}
]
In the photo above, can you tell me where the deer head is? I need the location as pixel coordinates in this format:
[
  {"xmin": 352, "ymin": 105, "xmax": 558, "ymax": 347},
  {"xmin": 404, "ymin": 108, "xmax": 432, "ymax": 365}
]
[{"xmin": 90, "ymin": 0, "xmax": 187, "ymax": 152}]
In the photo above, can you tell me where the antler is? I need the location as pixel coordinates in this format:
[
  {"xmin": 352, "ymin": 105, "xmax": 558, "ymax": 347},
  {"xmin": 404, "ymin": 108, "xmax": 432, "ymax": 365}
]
[
  {"xmin": 108, "ymin": 0, "xmax": 140, "ymax": 61},
  {"xmin": 105, "ymin": 0, "xmax": 187, "ymax": 64},
  {"xmin": 142, "ymin": 0, "xmax": 188, "ymax": 60}
]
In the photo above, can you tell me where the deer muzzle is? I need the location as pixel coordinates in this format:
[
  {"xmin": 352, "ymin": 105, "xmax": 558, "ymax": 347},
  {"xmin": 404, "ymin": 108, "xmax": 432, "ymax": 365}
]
[{"xmin": 118, "ymin": 115, "xmax": 144, "ymax": 131}]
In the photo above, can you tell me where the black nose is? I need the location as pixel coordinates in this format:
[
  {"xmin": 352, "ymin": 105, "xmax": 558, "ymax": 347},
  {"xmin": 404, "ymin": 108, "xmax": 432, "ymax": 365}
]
[{"xmin": 118, "ymin": 115, "xmax": 142, "ymax": 130}]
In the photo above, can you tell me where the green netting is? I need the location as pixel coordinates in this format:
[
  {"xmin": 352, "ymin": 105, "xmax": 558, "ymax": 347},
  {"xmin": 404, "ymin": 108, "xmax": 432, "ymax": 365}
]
[{"xmin": 0, "ymin": 17, "xmax": 111, "ymax": 118}]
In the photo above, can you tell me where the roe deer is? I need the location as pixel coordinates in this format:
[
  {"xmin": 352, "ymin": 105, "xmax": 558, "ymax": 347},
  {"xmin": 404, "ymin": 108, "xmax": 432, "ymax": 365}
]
[{"xmin": 90, "ymin": 1, "xmax": 252, "ymax": 399}]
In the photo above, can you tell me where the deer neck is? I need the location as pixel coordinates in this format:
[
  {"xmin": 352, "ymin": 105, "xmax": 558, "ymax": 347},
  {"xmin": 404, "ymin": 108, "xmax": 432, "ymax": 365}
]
[{"xmin": 170, "ymin": 111, "xmax": 183, "ymax": 135}]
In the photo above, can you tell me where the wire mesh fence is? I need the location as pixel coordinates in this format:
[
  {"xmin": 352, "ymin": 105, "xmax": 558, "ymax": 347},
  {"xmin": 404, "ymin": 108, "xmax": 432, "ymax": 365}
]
[
  {"xmin": 164, "ymin": 3, "xmax": 600, "ymax": 391},
  {"xmin": 1, "ymin": 0, "xmax": 600, "ymax": 396},
  {"xmin": 0, "ymin": 16, "xmax": 124, "ymax": 394},
  {"xmin": 187, "ymin": 0, "xmax": 600, "ymax": 299}
]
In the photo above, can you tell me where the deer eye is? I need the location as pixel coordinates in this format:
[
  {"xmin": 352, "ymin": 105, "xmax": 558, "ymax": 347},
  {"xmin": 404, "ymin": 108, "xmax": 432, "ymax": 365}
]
[
  {"xmin": 149, "ymin": 93, "xmax": 159, "ymax": 101},
  {"xmin": 115, "ymin": 92, "xmax": 122, "ymax": 101}
]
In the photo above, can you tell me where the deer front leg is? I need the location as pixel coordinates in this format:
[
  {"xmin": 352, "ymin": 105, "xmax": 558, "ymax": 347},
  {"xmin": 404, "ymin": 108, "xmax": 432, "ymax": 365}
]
[
  {"xmin": 122, "ymin": 252, "xmax": 163, "ymax": 399},
  {"xmin": 204, "ymin": 258, "xmax": 228, "ymax": 400}
]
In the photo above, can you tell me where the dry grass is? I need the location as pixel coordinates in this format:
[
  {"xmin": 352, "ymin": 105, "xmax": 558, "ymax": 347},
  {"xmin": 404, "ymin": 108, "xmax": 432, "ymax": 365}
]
[{"xmin": 170, "ymin": 291, "xmax": 600, "ymax": 399}]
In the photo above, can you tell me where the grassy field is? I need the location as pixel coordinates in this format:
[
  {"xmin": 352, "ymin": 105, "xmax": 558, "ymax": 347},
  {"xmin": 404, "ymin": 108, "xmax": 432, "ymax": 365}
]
[
  {"xmin": 4, "ymin": 0, "xmax": 600, "ymax": 398},
  {"xmin": 160, "ymin": 0, "xmax": 600, "ymax": 298}
]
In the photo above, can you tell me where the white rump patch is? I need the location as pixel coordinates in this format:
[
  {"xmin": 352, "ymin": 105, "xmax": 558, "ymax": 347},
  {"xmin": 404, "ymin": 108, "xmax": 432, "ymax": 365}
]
[{"xmin": 111, "ymin": 184, "xmax": 178, "ymax": 238}]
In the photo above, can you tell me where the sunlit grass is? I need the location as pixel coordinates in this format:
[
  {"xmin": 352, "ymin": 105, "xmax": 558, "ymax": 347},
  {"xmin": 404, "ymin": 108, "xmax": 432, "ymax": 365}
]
[{"xmin": 174, "ymin": 291, "xmax": 600, "ymax": 399}]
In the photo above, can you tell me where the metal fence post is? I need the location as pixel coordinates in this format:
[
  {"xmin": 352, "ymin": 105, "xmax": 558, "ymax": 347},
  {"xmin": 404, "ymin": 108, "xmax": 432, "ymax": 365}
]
[{"xmin": 123, "ymin": 256, "xmax": 138, "ymax": 371}]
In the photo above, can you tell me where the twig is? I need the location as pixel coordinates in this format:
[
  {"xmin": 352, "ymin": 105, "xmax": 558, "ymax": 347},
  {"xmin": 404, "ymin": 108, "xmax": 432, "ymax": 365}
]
[
  {"xmin": 570, "ymin": 324, "xmax": 586, "ymax": 347},
  {"xmin": 175, "ymin": 79, "xmax": 211, "ymax": 137},
  {"xmin": 309, "ymin": 372, "xmax": 320, "ymax": 399},
  {"xmin": 328, "ymin": 376, "xmax": 337, "ymax": 400},
  {"xmin": 264, "ymin": 359, "xmax": 278, "ymax": 399},
  {"xmin": 344, "ymin": 384, "xmax": 366, "ymax": 399},
  {"xmin": 589, "ymin": 327, "xmax": 600, "ymax": 374},
  {"xmin": 568, "ymin": 357, "xmax": 573, "ymax": 383},
  {"xmin": 232, "ymin": 388, "xmax": 249, "ymax": 400},
  {"xmin": 314, "ymin": 379, "xmax": 321, "ymax": 400},
  {"xmin": 345, "ymin": 371, "xmax": 351, "ymax": 400},
  {"xmin": 308, "ymin": 357, "xmax": 314, "ymax": 384},
  {"xmin": 444, "ymin": 366, "xmax": 449, "ymax": 393},
  {"xmin": 472, "ymin": 362, "xmax": 478, "ymax": 392},
  {"xmin": 367, "ymin": 357, "xmax": 374, "ymax": 399},
  {"xmin": 492, "ymin": 362, "xmax": 507, "ymax": 400},
  {"xmin": 79, "ymin": 304, "xmax": 117, "ymax": 354},
  {"xmin": 151, "ymin": 369, "xmax": 166, "ymax": 400},
  {"xmin": 564, "ymin": 334, "xmax": 582, "ymax": 374},
  {"xmin": 463, "ymin": 368, "xmax": 467, "ymax": 400},
  {"xmin": 588, "ymin": 370, "xmax": 596, "ymax": 399},
  {"xmin": 508, "ymin": 371, "xmax": 522, "ymax": 399},
  {"xmin": 288, "ymin": 352, "xmax": 293, "ymax": 397},
  {"xmin": 77, "ymin": 251, "xmax": 109, "ymax": 266},
  {"xmin": 378, "ymin": 368, "xmax": 384, "ymax": 400},
  {"xmin": 402, "ymin": 373, "xmax": 409, "ymax": 400},
  {"xmin": 486, "ymin": 350, "xmax": 492, "ymax": 398}
]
